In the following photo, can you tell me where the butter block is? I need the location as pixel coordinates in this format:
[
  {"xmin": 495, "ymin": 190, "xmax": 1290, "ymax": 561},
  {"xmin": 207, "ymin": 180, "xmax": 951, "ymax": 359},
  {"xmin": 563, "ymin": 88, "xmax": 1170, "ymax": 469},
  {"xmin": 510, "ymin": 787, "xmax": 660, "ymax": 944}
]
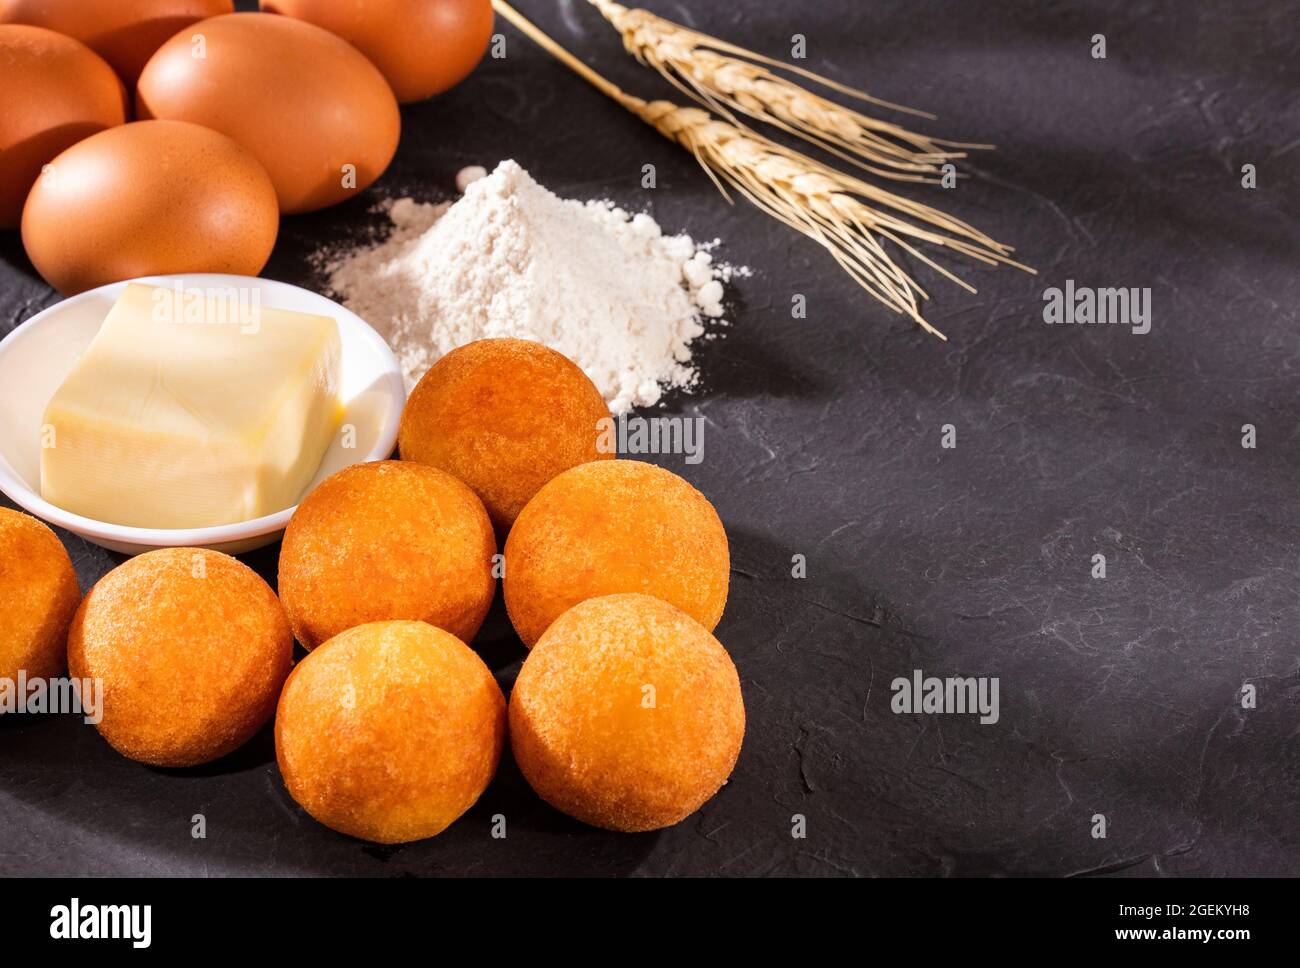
[{"xmin": 41, "ymin": 283, "xmax": 342, "ymax": 528}]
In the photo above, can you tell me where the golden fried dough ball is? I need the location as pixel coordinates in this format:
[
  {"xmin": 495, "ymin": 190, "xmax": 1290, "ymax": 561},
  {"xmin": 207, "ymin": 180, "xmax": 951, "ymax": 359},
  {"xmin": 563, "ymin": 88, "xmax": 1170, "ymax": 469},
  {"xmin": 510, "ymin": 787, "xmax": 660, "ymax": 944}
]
[
  {"xmin": 278, "ymin": 460, "xmax": 496, "ymax": 650},
  {"xmin": 275, "ymin": 620, "xmax": 505, "ymax": 843},
  {"xmin": 510, "ymin": 593, "xmax": 745, "ymax": 832},
  {"xmin": 67, "ymin": 547, "xmax": 292, "ymax": 767},
  {"xmin": 0, "ymin": 508, "xmax": 80, "ymax": 692},
  {"xmin": 398, "ymin": 338, "xmax": 613, "ymax": 532},
  {"xmin": 504, "ymin": 460, "xmax": 729, "ymax": 647}
]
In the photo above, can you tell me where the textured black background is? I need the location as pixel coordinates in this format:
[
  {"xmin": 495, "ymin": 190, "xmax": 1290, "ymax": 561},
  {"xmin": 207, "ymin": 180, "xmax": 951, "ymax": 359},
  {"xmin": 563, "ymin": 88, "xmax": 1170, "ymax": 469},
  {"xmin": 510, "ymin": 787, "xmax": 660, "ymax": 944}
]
[{"xmin": 2, "ymin": 0, "xmax": 1298, "ymax": 876}]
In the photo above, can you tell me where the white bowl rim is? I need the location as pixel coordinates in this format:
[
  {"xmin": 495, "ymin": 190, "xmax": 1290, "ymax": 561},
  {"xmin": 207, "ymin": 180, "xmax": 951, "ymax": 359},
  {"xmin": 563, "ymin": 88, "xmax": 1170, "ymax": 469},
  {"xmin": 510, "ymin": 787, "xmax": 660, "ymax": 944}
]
[{"xmin": 0, "ymin": 273, "xmax": 404, "ymax": 546}]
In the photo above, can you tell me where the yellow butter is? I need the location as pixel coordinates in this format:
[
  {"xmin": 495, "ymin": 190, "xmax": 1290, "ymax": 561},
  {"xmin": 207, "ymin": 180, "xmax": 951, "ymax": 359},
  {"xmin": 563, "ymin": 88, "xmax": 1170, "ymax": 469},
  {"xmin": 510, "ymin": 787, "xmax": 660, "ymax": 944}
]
[{"xmin": 41, "ymin": 283, "xmax": 342, "ymax": 529}]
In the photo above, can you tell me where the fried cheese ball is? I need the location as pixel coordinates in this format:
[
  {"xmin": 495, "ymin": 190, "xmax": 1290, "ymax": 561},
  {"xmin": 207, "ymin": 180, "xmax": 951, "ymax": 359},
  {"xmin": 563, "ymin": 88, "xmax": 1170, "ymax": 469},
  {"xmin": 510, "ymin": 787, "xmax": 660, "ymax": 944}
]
[
  {"xmin": 275, "ymin": 620, "xmax": 505, "ymax": 843},
  {"xmin": 277, "ymin": 461, "xmax": 496, "ymax": 650},
  {"xmin": 67, "ymin": 547, "xmax": 292, "ymax": 767},
  {"xmin": 0, "ymin": 508, "xmax": 80, "ymax": 692},
  {"xmin": 504, "ymin": 460, "xmax": 729, "ymax": 647},
  {"xmin": 510, "ymin": 593, "xmax": 745, "ymax": 832},
  {"xmin": 398, "ymin": 338, "xmax": 614, "ymax": 532}
]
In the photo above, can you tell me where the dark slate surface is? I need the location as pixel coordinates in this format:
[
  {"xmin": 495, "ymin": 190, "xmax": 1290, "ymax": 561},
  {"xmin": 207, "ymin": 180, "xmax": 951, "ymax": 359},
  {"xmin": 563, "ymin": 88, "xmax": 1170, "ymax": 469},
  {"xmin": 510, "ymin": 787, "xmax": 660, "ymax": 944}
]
[{"xmin": 2, "ymin": 0, "xmax": 1297, "ymax": 877}]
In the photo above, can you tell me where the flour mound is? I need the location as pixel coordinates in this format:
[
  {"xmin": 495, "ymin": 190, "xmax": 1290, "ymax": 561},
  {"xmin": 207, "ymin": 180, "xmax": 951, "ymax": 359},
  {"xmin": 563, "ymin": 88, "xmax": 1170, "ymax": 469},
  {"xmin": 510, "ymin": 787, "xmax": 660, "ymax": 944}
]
[{"xmin": 324, "ymin": 160, "xmax": 734, "ymax": 413}]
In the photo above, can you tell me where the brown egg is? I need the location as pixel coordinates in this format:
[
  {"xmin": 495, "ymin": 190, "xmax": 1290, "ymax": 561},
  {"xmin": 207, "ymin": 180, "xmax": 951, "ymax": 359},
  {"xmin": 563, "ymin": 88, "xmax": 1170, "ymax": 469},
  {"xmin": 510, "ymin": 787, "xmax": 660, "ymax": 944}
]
[
  {"xmin": 398, "ymin": 338, "xmax": 614, "ymax": 532},
  {"xmin": 67, "ymin": 547, "xmax": 294, "ymax": 768},
  {"xmin": 262, "ymin": 0, "xmax": 493, "ymax": 103},
  {"xmin": 504, "ymin": 460, "xmax": 730, "ymax": 647},
  {"xmin": 0, "ymin": 0, "xmax": 233, "ymax": 86},
  {"xmin": 0, "ymin": 25, "xmax": 125, "ymax": 228},
  {"xmin": 21, "ymin": 119, "xmax": 278, "ymax": 295},
  {"xmin": 137, "ymin": 12, "xmax": 400, "ymax": 214},
  {"xmin": 276, "ymin": 620, "xmax": 506, "ymax": 843},
  {"xmin": 510, "ymin": 594, "xmax": 745, "ymax": 832},
  {"xmin": 0, "ymin": 508, "xmax": 81, "ymax": 694}
]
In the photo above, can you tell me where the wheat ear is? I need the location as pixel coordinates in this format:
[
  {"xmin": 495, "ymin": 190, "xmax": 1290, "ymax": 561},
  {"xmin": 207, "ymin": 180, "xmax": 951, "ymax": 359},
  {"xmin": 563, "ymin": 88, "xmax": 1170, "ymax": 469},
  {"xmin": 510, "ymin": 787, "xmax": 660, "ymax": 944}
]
[
  {"xmin": 491, "ymin": 0, "xmax": 1032, "ymax": 339},
  {"xmin": 586, "ymin": 0, "xmax": 985, "ymax": 182}
]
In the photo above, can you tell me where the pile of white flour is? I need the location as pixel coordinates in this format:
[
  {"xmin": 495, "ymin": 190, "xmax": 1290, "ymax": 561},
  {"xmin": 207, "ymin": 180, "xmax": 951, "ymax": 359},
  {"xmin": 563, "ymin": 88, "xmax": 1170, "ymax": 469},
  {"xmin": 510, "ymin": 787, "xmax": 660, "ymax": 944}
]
[{"xmin": 323, "ymin": 160, "xmax": 737, "ymax": 413}]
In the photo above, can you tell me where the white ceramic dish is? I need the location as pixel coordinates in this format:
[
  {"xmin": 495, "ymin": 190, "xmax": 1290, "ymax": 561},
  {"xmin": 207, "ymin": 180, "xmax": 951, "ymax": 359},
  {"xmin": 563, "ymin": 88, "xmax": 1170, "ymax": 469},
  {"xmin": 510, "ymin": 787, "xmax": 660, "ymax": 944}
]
[{"xmin": 0, "ymin": 274, "xmax": 404, "ymax": 556}]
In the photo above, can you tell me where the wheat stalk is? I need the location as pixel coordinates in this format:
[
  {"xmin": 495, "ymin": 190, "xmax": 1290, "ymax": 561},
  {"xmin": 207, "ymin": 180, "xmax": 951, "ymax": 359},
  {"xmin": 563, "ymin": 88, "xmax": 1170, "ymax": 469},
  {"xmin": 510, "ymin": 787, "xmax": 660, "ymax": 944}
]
[
  {"xmin": 586, "ymin": 0, "xmax": 985, "ymax": 182},
  {"xmin": 491, "ymin": 0, "xmax": 1032, "ymax": 339}
]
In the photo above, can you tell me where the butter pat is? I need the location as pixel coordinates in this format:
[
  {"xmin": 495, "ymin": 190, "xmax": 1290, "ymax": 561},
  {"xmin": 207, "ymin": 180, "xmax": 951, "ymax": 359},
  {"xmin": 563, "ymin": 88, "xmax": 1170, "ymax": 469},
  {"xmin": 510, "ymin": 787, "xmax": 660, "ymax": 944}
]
[{"xmin": 41, "ymin": 283, "xmax": 342, "ymax": 528}]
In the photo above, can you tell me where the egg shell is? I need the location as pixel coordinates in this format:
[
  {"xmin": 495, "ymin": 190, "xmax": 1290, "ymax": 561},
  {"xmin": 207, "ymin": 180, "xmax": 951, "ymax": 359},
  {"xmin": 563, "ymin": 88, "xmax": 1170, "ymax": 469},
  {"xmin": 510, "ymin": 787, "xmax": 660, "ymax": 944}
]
[
  {"xmin": 0, "ymin": 0, "xmax": 233, "ymax": 86},
  {"xmin": 261, "ymin": 0, "xmax": 494, "ymax": 103},
  {"xmin": 21, "ymin": 119, "xmax": 279, "ymax": 295},
  {"xmin": 136, "ymin": 12, "xmax": 400, "ymax": 214},
  {"xmin": 0, "ymin": 24, "xmax": 125, "ymax": 227}
]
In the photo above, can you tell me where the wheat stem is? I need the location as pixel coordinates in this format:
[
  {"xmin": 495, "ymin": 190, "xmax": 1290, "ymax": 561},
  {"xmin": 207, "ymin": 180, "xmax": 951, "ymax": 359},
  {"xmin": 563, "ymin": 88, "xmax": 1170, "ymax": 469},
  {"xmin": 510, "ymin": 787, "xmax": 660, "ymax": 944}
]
[
  {"xmin": 586, "ymin": 0, "xmax": 988, "ymax": 180},
  {"xmin": 490, "ymin": 0, "xmax": 1034, "ymax": 340}
]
